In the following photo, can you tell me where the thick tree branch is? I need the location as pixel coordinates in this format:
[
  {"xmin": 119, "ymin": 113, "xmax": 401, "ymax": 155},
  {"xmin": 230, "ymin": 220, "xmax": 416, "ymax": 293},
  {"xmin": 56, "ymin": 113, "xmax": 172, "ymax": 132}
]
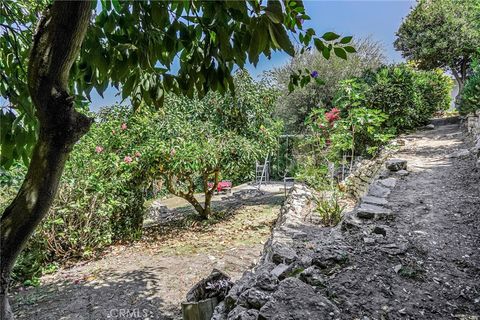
[{"xmin": 1, "ymin": 2, "xmax": 93, "ymax": 319}]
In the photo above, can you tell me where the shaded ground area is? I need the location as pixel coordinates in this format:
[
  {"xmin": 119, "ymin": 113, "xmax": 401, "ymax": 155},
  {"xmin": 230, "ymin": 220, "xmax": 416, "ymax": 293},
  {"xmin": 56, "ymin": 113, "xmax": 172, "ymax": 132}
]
[
  {"xmin": 333, "ymin": 123, "xmax": 480, "ymax": 319},
  {"xmin": 11, "ymin": 185, "xmax": 285, "ymax": 319}
]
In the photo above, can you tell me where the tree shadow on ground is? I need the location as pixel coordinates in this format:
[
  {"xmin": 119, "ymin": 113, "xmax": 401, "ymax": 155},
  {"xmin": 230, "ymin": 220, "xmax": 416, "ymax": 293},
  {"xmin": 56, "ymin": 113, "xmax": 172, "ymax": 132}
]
[
  {"xmin": 143, "ymin": 192, "xmax": 285, "ymax": 238},
  {"xmin": 12, "ymin": 267, "xmax": 177, "ymax": 320}
]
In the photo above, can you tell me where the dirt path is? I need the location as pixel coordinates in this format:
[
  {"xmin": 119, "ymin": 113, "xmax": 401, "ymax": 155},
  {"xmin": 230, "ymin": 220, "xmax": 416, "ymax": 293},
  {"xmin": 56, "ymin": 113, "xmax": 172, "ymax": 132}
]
[
  {"xmin": 333, "ymin": 123, "xmax": 480, "ymax": 319},
  {"xmin": 11, "ymin": 189, "xmax": 285, "ymax": 320}
]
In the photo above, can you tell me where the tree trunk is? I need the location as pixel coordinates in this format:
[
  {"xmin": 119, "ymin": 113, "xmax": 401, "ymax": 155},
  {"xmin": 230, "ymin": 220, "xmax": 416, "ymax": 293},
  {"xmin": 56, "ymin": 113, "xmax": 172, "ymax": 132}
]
[
  {"xmin": 166, "ymin": 175, "xmax": 208, "ymax": 220},
  {"xmin": 186, "ymin": 196, "xmax": 208, "ymax": 220},
  {"xmin": 0, "ymin": 2, "xmax": 92, "ymax": 319},
  {"xmin": 202, "ymin": 171, "xmax": 219, "ymax": 220}
]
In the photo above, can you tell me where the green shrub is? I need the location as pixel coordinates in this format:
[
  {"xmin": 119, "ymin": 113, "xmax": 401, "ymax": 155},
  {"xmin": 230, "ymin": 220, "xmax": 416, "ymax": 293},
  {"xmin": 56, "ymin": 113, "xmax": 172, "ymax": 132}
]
[
  {"xmin": 315, "ymin": 192, "xmax": 345, "ymax": 226},
  {"xmin": 335, "ymin": 64, "xmax": 452, "ymax": 132},
  {"xmin": 459, "ymin": 59, "xmax": 480, "ymax": 115},
  {"xmin": 4, "ymin": 106, "xmax": 151, "ymax": 284}
]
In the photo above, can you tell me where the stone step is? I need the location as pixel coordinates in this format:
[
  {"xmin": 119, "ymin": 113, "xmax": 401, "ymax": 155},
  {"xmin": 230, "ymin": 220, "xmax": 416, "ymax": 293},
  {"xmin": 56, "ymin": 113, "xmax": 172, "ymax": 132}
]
[
  {"xmin": 377, "ymin": 177, "xmax": 397, "ymax": 189},
  {"xmin": 362, "ymin": 195, "xmax": 390, "ymax": 207},
  {"xmin": 356, "ymin": 203, "xmax": 392, "ymax": 220},
  {"xmin": 368, "ymin": 183, "xmax": 391, "ymax": 198}
]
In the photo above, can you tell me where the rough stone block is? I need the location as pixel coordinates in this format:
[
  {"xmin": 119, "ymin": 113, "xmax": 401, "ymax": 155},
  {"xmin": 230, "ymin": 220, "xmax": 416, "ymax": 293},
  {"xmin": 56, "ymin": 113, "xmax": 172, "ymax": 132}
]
[
  {"xmin": 357, "ymin": 204, "xmax": 392, "ymax": 220},
  {"xmin": 378, "ymin": 177, "xmax": 397, "ymax": 189},
  {"xmin": 362, "ymin": 195, "xmax": 389, "ymax": 207},
  {"xmin": 259, "ymin": 278, "xmax": 339, "ymax": 319},
  {"xmin": 385, "ymin": 159, "xmax": 407, "ymax": 172},
  {"xmin": 368, "ymin": 183, "xmax": 391, "ymax": 198}
]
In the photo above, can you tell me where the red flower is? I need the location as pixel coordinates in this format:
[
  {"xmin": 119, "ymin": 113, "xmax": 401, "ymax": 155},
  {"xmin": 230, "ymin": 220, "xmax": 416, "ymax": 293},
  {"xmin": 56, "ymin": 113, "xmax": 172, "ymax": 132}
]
[{"xmin": 325, "ymin": 107, "xmax": 340, "ymax": 124}]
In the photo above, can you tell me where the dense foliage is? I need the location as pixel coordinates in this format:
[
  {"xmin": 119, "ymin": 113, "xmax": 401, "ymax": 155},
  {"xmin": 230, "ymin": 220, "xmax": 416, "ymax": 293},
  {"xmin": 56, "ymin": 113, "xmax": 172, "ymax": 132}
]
[
  {"xmin": 294, "ymin": 63, "xmax": 453, "ymax": 189},
  {"xmin": 271, "ymin": 37, "xmax": 385, "ymax": 133},
  {"xmin": 141, "ymin": 71, "xmax": 281, "ymax": 218},
  {"xmin": 394, "ymin": 0, "xmax": 480, "ymax": 89},
  {"xmin": 1, "ymin": 107, "xmax": 150, "ymax": 283},
  {"xmin": 0, "ymin": 0, "xmax": 351, "ymax": 168},
  {"xmin": 0, "ymin": 71, "xmax": 279, "ymax": 283},
  {"xmin": 363, "ymin": 64, "xmax": 453, "ymax": 131},
  {"xmin": 459, "ymin": 58, "xmax": 480, "ymax": 115}
]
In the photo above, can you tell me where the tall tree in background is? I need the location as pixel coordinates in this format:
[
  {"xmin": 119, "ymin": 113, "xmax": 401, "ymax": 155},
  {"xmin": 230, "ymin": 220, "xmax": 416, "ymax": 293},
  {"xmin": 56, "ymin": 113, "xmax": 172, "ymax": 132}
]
[
  {"xmin": 0, "ymin": 1, "xmax": 353, "ymax": 318},
  {"xmin": 394, "ymin": 0, "xmax": 480, "ymax": 92},
  {"xmin": 271, "ymin": 37, "xmax": 384, "ymax": 133}
]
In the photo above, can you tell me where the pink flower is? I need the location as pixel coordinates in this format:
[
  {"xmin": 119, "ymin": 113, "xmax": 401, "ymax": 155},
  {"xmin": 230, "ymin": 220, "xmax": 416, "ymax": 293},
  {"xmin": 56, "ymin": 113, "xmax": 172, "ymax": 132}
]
[
  {"xmin": 124, "ymin": 156, "xmax": 133, "ymax": 164},
  {"xmin": 325, "ymin": 107, "xmax": 341, "ymax": 124},
  {"xmin": 121, "ymin": 123, "xmax": 127, "ymax": 130},
  {"xmin": 95, "ymin": 146, "xmax": 104, "ymax": 153},
  {"xmin": 135, "ymin": 151, "xmax": 141, "ymax": 157},
  {"xmin": 170, "ymin": 148, "xmax": 176, "ymax": 157}
]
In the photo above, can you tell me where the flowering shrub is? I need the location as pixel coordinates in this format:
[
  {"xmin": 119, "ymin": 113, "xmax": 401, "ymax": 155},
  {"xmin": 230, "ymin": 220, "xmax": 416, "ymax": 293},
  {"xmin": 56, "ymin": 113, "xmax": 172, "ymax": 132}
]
[{"xmin": 3, "ymin": 71, "xmax": 280, "ymax": 283}]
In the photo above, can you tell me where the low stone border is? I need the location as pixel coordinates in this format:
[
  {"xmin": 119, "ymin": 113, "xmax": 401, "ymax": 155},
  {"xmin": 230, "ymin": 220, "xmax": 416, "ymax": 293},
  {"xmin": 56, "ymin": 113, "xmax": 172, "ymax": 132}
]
[{"xmin": 344, "ymin": 139, "xmax": 404, "ymax": 199}]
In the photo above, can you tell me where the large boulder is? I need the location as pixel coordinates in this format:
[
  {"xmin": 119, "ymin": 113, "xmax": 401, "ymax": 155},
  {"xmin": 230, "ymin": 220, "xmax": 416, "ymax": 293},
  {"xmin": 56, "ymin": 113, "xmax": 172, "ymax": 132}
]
[
  {"xmin": 259, "ymin": 278, "xmax": 339, "ymax": 319},
  {"xmin": 385, "ymin": 159, "xmax": 407, "ymax": 172}
]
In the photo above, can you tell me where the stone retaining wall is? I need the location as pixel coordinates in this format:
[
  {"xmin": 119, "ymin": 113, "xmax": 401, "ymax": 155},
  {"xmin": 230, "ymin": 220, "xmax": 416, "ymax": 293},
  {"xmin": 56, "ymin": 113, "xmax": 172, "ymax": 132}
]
[
  {"xmin": 212, "ymin": 185, "xmax": 344, "ymax": 320},
  {"xmin": 344, "ymin": 141, "xmax": 400, "ymax": 199},
  {"xmin": 465, "ymin": 111, "xmax": 480, "ymax": 167}
]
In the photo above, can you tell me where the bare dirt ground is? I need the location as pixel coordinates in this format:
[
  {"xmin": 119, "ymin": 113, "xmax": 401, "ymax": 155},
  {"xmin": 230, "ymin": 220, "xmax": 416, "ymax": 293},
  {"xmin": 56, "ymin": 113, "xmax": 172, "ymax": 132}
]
[
  {"xmin": 331, "ymin": 123, "xmax": 480, "ymax": 319},
  {"xmin": 11, "ymin": 184, "xmax": 286, "ymax": 320}
]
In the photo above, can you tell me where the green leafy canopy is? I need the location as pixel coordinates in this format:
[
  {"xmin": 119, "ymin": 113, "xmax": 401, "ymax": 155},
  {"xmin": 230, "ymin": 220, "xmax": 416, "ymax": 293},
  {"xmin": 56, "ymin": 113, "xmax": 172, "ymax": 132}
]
[{"xmin": 1, "ymin": 0, "xmax": 354, "ymax": 168}]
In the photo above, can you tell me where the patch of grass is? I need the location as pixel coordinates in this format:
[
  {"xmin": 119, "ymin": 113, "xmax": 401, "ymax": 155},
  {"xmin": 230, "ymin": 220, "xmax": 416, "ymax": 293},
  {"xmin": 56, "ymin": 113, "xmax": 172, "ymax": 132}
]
[
  {"xmin": 141, "ymin": 203, "xmax": 279, "ymax": 256},
  {"xmin": 315, "ymin": 192, "xmax": 346, "ymax": 226}
]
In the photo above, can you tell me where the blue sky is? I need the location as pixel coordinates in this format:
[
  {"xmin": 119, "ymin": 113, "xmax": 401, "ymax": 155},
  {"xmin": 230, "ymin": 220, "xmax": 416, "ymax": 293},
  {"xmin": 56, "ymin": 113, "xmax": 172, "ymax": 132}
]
[{"xmin": 90, "ymin": 0, "xmax": 416, "ymax": 110}]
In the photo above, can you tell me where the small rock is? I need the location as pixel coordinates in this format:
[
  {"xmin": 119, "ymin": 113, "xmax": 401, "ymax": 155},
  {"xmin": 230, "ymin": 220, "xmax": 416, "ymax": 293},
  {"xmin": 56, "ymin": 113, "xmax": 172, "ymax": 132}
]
[
  {"xmin": 385, "ymin": 159, "xmax": 407, "ymax": 172},
  {"xmin": 227, "ymin": 306, "xmax": 259, "ymax": 320},
  {"xmin": 378, "ymin": 177, "xmax": 397, "ymax": 189},
  {"xmin": 396, "ymin": 170, "xmax": 409, "ymax": 177},
  {"xmin": 368, "ymin": 183, "xmax": 391, "ymax": 198},
  {"xmin": 396, "ymin": 139, "xmax": 406, "ymax": 146},
  {"xmin": 363, "ymin": 237, "xmax": 375, "ymax": 245},
  {"xmin": 425, "ymin": 124, "xmax": 435, "ymax": 130},
  {"xmin": 394, "ymin": 264, "xmax": 402, "ymax": 273},
  {"xmin": 271, "ymin": 243, "xmax": 298, "ymax": 264},
  {"xmin": 254, "ymin": 272, "xmax": 278, "ymax": 292},
  {"xmin": 362, "ymin": 195, "xmax": 389, "ymax": 207},
  {"xmin": 341, "ymin": 215, "xmax": 362, "ymax": 231},
  {"xmin": 238, "ymin": 288, "xmax": 270, "ymax": 309},
  {"xmin": 372, "ymin": 226, "xmax": 387, "ymax": 237},
  {"xmin": 299, "ymin": 266, "xmax": 326, "ymax": 287},
  {"xmin": 448, "ymin": 149, "xmax": 470, "ymax": 158},
  {"xmin": 357, "ymin": 204, "xmax": 392, "ymax": 220},
  {"xmin": 270, "ymin": 263, "xmax": 291, "ymax": 279},
  {"xmin": 311, "ymin": 249, "xmax": 349, "ymax": 271},
  {"xmin": 212, "ymin": 302, "xmax": 227, "ymax": 320}
]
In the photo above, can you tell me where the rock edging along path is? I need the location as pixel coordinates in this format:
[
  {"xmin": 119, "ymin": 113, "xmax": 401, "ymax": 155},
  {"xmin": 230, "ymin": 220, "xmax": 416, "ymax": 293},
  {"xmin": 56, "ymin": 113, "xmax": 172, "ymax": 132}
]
[{"xmin": 213, "ymin": 122, "xmax": 480, "ymax": 320}]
